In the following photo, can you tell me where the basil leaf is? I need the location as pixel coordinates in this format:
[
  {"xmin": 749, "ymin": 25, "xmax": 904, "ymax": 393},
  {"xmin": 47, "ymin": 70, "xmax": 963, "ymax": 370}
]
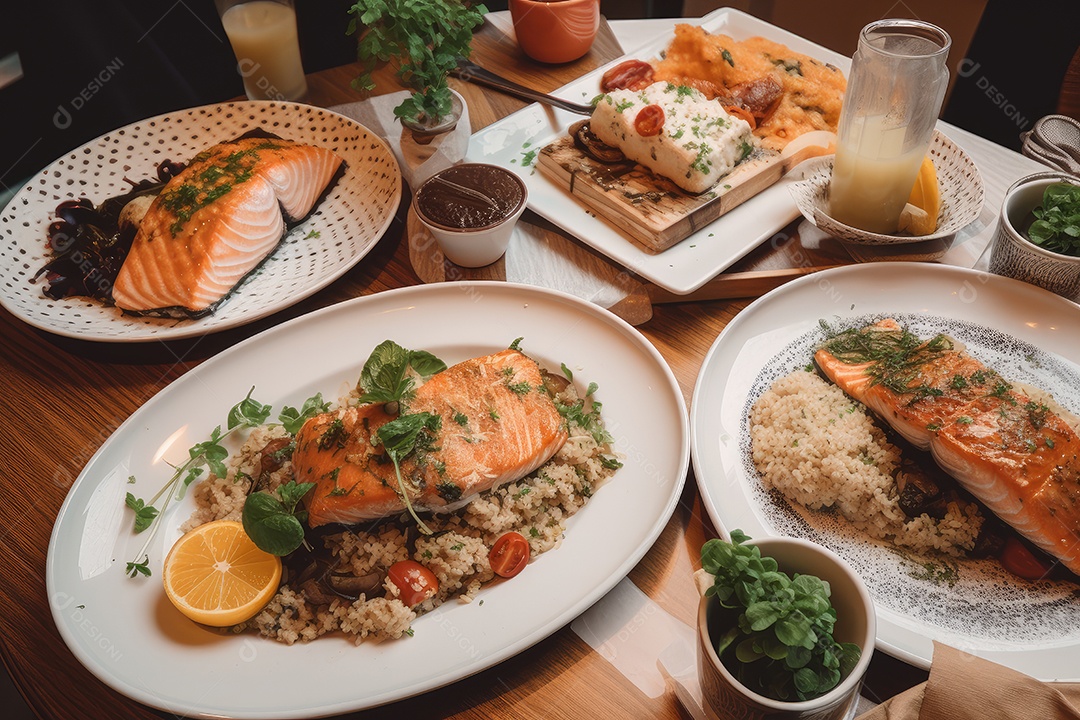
[
  {"xmin": 358, "ymin": 340, "xmax": 413, "ymax": 404},
  {"xmin": 277, "ymin": 480, "xmax": 316, "ymax": 514},
  {"xmin": 242, "ymin": 492, "xmax": 305, "ymax": 556},
  {"xmin": 407, "ymin": 350, "xmax": 447, "ymax": 378},
  {"xmin": 377, "ymin": 412, "xmax": 442, "ymax": 461}
]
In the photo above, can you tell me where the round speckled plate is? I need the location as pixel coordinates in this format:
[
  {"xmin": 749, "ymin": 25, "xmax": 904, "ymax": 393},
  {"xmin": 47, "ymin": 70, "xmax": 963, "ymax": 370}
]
[
  {"xmin": 691, "ymin": 263, "xmax": 1080, "ymax": 680},
  {"xmin": 0, "ymin": 101, "xmax": 401, "ymax": 342}
]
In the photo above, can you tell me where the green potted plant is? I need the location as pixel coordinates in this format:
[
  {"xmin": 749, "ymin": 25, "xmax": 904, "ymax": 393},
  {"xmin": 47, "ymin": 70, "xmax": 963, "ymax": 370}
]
[
  {"xmin": 695, "ymin": 531, "xmax": 875, "ymax": 719},
  {"xmin": 347, "ymin": 0, "xmax": 488, "ymax": 135},
  {"xmin": 989, "ymin": 171, "xmax": 1080, "ymax": 301}
]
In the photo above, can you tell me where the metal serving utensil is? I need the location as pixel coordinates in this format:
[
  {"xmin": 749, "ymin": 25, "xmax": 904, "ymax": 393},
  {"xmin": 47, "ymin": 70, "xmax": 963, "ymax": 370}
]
[{"xmin": 450, "ymin": 57, "xmax": 595, "ymax": 116}]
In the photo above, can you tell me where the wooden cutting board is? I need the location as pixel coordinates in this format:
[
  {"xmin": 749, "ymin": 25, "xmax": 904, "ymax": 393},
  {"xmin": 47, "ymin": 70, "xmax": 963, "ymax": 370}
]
[{"xmin": 536, "ymin": 134, "xmax": 808, "ymax": 253}]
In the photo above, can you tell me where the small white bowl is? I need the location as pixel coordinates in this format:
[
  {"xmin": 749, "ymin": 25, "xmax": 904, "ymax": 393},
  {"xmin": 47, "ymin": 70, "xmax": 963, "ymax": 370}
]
[
  {"xmin": 988, "ymin": 171, "xmax": 1080, "ymax": 300},
  {"xmin": 413, "ymin": 164, "xmax": 528, "ymax": 268}
]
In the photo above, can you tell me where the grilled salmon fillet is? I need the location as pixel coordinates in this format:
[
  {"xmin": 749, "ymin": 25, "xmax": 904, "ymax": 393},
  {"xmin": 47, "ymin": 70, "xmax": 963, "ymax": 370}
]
[
  {"xmin": 112, "ymin": 135, "xmax": 342, "ymax": 317},
  {"xmin": 295, "ymin": 349, "xmax": 569, "ymax": 527},
  {"xmin": 815, "ymin": 319, "xmax": 1080, "ymax": 575}
]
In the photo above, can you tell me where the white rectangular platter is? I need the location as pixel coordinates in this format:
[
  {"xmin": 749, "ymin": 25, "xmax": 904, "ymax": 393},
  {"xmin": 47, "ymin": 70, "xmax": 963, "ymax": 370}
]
[{"xmin": 465, "ymin": 8, "xmax": 851, "ymax": 295}]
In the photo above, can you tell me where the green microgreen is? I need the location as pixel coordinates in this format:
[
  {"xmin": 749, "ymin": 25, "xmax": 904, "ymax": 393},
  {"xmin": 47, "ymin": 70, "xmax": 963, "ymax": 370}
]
[
  {"xmin": 124, "ymin": 388, "xmax": 272, "ymax": 578},
  {"xmin": 700, "ymin": 531, "xmax": 861, "ymax": 702}
]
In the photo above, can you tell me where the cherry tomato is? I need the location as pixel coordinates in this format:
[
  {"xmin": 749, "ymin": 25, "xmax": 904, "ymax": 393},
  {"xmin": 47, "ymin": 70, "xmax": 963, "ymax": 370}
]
[
  {"xmin": 999, "ymin": 536, "xmax": 1053, "ymax": 581},
  {"xmin": 634, "ymin": 105, "xmax": 665, "ymax": 137},
  {"xmin": 388, "ymin": 560, "xmax": 439, "ymax": 606},
  {"xmin": 489, "ymin": 532, "xmax": 530, "ymax": 578},
  {"xmin": 600, "ymin": 60, "xmax": 655, "ymax": 92}
]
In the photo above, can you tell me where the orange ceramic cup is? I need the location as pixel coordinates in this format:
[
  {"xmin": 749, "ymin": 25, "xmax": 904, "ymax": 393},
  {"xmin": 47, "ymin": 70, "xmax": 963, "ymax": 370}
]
[{"xmin": 509, "ymin": 0, "xmax": 600, "ymax": 64}]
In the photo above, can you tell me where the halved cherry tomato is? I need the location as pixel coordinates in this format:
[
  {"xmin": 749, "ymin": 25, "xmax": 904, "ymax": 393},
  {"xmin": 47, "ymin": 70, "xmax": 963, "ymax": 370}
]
[
  {"xmin": 600, "ymin": 60, "xmax": 654, "ymax": 92},
  {"xmin": 489, "ymin": 532, "xmax": 530, "ymax": 578},
  {"xmin": 388, "ymin": 560, "xmax": 439, "ymax": 606},
  {"xmin": 999, "ymin": 536, "xmax": 1053, "ymax": 581},
  {"xmin": 634, "ymin": 104, "xmax": 665, "ymax": 137}
]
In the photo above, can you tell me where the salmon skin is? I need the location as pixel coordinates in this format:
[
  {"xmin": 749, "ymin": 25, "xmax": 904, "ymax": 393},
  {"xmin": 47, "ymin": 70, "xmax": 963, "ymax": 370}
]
[
  {"xmin": 814, "ymin": 318, "xmax": 1080, "ymax": 575},
  {"xmin": 111, "ymin": 132, "xmax": 343, "ymax": 318},
  {"xmin": 295, "ymin": 349, "xmax": 569, "ymax": 528}
]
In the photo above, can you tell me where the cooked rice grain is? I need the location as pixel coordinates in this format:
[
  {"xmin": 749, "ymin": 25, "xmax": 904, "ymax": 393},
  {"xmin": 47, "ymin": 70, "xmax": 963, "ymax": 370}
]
[{"xmin": 750, "ymin": 370, "xmax": 982, "ymax": 556}]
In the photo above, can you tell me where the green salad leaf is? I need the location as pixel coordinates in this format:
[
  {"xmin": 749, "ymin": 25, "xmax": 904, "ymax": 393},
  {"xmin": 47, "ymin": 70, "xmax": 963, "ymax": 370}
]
[
  {"xmin": 700, "ymin": 531, "xmax": 861, "ymax": 702},
  {"xmin": 376, "ymin": 411, "xmax": 442, "ymax": 534},
  {"xmin": 357, "ymin": 340, "xmax": 447, "ymax": 405},
  {"xmin": 242, "ymin": 480, "xmax": 316, "ymax": 556},
  {"xmin": 1026, "ymin": 182, "xmax": 1080, "ymax": 256}
]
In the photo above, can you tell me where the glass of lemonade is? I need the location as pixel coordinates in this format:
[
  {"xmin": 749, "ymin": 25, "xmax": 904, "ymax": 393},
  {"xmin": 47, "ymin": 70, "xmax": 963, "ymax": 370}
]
[
  {"xmin": 829, "ymin": 20, "xmax": 951, "ymax": 234},
  {"xmin": 216, "ymin": 0, "xmax": 308, "ymax": 102}
]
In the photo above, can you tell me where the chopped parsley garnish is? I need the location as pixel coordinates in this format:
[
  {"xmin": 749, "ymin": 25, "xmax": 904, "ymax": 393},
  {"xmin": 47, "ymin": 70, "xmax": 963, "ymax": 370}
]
[{"xmin": 507, "ymin": 381, "xmax": 532, "ymax": 395}]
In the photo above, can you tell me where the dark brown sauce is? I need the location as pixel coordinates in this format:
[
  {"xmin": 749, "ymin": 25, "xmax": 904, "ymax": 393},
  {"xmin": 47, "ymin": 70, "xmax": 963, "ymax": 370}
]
[{"xmin": 416, "ymin": 164, "xmax": 524, "ymax": 230}]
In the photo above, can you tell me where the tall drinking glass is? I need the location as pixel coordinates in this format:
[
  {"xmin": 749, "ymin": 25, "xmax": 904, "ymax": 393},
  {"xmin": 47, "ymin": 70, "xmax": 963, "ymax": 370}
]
[
  {"xmin": 216, "ymin": 0, "xmax": 308, "ymax": 102},
  {"xmin": 829, "ymin": 20, "xmax": 951, "ymax": 234}
]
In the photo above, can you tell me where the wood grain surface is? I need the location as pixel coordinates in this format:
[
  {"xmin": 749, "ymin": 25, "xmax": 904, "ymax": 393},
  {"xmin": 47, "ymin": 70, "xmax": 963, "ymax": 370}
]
[
  {"xmin": 0, "ymin": 15, "xmax": 927, "ymax": 720},
  {"xmin": 537, "ymin": 136, "xmax": 785, "ymax": 252}
]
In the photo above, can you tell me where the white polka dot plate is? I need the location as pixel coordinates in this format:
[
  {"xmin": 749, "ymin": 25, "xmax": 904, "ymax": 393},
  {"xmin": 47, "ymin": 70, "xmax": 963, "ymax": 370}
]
[
  {"xmin": 0, "ymin": 101, "xmax": 401, "ymax": 342},
  {"xmin": 691, "ymin": 263, "xmax": 1080, "ymax": 680}
]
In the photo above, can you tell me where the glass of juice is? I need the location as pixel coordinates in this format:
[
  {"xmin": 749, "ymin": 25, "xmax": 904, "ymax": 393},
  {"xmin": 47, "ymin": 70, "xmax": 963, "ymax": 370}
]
[
  {"xmin": 215, "ymin": 0, "xmax": 308, "ymax": 102},
  {"xmin": 829, "ymin": 20, "xmax": 950, "ymax": 234}
]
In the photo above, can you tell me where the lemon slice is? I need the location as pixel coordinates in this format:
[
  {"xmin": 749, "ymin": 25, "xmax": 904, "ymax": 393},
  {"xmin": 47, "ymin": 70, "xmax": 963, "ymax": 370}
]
[
  {"xmin": 898, "ymin": 156, "xmax": 940, "ymax": 235},
  {"xmin": 162, "ymin": 520, "xmax": 282, "ymax": 627}
]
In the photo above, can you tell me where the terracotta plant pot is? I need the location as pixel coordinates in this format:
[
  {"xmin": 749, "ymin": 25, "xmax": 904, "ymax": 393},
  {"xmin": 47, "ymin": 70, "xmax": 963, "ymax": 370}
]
[
  {"xmin": 509, "ymin": 0, "xmax": 600, "ymax": 64},
  {"xmin": 696, "ymin": 537, "xmax": 876, "ymax": 720}
]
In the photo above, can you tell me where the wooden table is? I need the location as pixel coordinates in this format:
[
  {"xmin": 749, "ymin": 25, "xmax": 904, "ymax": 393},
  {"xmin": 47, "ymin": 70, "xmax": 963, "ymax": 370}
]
[{"xmin": 4, "ymin": 14, "xmax": 1026, "ymax": 719}]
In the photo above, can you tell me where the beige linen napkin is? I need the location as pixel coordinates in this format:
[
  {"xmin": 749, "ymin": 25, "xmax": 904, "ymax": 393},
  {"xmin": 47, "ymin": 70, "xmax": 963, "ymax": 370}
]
[{"xmin": 857, "ymin": 642, "xmax": 1080, "ymax": 720}]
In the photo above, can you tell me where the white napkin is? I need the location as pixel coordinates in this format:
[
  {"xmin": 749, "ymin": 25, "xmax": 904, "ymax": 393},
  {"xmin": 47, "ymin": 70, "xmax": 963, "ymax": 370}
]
[{"xmin": 330, "ymin": 91, "xmax": 471, "ymax": 191}]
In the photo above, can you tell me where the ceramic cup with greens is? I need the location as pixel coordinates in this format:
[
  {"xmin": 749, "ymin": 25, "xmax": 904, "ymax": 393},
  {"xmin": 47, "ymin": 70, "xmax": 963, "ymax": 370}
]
[
  {"xmin": 988, "ymin": 171, "xmax": 1080, "ymax": 300},
  {"xmin": 696, "ymin": 535, "xmax": 876, "ymax": 720}
]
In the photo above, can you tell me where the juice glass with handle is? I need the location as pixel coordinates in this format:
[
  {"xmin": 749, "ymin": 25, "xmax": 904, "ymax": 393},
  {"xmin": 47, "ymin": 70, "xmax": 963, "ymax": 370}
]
[
  {"xmin": 216, "ymin": 0, "xmax": 308, "ymax": 102},
  {"xmin": 829, "ymin": 19, "xmax": 951, "ymax": 234}
]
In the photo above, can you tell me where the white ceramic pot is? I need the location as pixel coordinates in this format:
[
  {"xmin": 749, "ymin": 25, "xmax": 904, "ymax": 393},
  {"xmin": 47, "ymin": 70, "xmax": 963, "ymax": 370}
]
[
  {"xmin": 398, "ymin": 88, "xmax": 471, "ymax": 191},
  {"xmin": 988, "ymin": 171, "xmax": 1080, "ymax": 300},
  {"xmin": 696, "ymin": 537, "xmax": 876, "ymax": 720}
]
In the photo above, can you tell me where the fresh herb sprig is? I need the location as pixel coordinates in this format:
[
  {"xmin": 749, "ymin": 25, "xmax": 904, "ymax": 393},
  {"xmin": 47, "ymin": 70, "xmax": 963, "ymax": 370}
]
[
  {"xmin": 124, "ymin": 389, "xmax": 272, "ymax": 578},
  {"xmin": 358, "ymin": 339, "xmax": 446, "ymax": 406},
  {"xmin": 358, "ymin": 340, "xmax": 447, "ymax": 533},
  {"xmin": 125, "ymin": 387, "xmax": 331, "ymax": 578},
  {"xmin": 1026, "ymin": 182, "xmax": 1080, "ymax": 257},
  {"xmin": 377, "ymin": 412, "xmax": 442, "ymax": 534},
  {"xmin": 700, "ymin": 531, "xmax": 861, "ymax": 702},
  {"xmin": 347, "ymin": 0, "xmax": 488, "ymax": 123}
]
